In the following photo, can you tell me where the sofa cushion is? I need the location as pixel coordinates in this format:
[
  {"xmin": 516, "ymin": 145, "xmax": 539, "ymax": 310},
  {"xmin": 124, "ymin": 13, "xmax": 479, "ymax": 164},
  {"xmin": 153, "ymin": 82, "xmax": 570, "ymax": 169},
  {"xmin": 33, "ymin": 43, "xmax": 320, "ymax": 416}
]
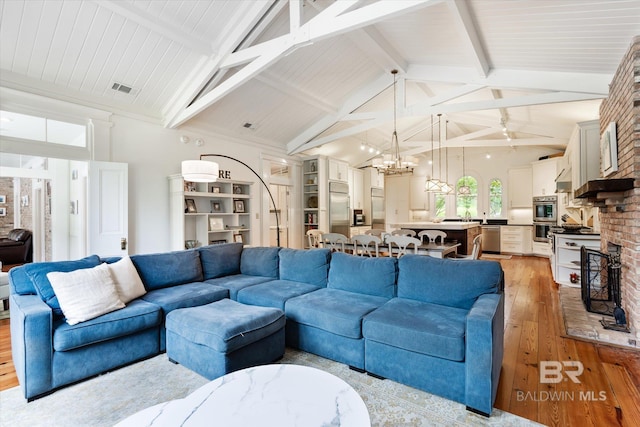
[
  {"xmin": 328, "ymin": 252, "xmax": 397, "ymax": 298},
  {"xmin": 107, "ymin": 256, "xmax": 147, "ymax": 303},
  {"xmin": 279, "ymin": 248, "xmax": 330, "ymax": 287},
  {"xmin": 363, "ymin": 298, "xmax": 468, "ymax": 362},
  {"xmin": 204, "ymin": 274, "xmax": 274, "ymax": 300},
  {"xmin": 166, "ymin": 299, "xmax": 285, "ymax": 353},
  {"xmin": 286, "ymin": 288, "xmax": 389, "ymax": 339},
  {"xmin": 397, "ymin": 255, "xmax": 501, "ymax": 310},
  {"xmin": 47, "ymin": 263, "xmax": 125, "ymax": 325},
  {"xmin": 198, "ymin": 243, "xmax": 243, "ymax": 280},
  {"xmin": 131, "ymin": 249, "xmax": 203, "ymax": 290},
  {"xmin": 237, "ymin": 279, "xmax": 320, "ymax": 311},
  {"xmin": 141, "ymin": 282, "xmax": 229, "ymax": 314},
  {"xmin": 240, "ymin": 247, "xmax": 280, "ymax": 278},
  {"xmin": 53, "ymin": 299, "xmax": 162, "ymax": 352},
  {"xmin": 23, "ymin": 255, "xmax": 102, "ymax": 315}
]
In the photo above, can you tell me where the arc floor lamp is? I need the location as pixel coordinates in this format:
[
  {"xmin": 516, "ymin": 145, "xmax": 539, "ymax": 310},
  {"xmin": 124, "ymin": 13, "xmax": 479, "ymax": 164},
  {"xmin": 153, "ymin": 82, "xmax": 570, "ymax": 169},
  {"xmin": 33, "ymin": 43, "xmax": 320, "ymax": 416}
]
[{"xmin": 182, "ymin": 154, "xmax": 280, "ymax": 247}]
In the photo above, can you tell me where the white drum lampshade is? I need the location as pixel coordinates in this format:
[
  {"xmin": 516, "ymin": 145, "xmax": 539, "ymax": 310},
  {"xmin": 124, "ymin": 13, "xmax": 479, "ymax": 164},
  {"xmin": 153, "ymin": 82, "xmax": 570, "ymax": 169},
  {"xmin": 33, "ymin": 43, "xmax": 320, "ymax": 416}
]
[{"xmin": 181, "ymin": 160, "xmax": 219, "ymax": 183}]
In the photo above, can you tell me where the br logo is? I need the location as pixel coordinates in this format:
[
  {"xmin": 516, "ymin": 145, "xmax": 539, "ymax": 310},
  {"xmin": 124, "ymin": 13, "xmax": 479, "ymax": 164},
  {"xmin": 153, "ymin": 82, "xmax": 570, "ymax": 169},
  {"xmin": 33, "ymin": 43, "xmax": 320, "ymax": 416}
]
[{"xmin": 540, "ymin": 361, "xmax": 583, "ymax": 383}]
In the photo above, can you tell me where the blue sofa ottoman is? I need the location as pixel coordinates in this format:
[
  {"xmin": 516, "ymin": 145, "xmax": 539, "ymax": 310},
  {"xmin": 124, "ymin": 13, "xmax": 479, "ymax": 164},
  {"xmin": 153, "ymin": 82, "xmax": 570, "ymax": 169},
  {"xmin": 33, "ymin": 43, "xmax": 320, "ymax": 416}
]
[{"xmin": 165, "ymin": 298, "xmax": 285, "ymax": 380}]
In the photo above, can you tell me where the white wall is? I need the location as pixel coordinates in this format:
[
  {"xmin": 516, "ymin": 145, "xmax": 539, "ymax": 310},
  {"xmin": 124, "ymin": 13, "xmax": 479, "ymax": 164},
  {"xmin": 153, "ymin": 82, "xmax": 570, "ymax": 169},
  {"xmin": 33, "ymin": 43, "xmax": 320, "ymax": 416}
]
[{"xmin": 108, "ymin": 115, "xmax": 291, "ymax": 254}]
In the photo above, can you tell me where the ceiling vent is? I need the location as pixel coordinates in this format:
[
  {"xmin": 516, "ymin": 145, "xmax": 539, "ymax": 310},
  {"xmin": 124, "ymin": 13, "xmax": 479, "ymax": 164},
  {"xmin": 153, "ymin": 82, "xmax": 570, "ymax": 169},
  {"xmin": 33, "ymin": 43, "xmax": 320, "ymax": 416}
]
[{"xmin": 111, "ymin": 82, "xmax": 137, "ymax": 95}]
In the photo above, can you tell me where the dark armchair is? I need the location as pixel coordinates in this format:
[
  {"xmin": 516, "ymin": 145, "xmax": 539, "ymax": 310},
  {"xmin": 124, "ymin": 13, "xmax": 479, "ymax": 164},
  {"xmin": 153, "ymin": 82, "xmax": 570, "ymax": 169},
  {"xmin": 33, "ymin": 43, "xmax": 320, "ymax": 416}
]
[{"xmin": 0, "ymin": 228, "xmax": 33, "ymax": 265}]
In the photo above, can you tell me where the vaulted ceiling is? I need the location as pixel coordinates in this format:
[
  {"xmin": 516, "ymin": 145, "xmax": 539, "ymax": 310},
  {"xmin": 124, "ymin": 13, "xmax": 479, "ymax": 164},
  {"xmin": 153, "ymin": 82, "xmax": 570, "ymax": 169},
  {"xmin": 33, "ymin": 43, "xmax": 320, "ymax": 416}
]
[{"xmin": 1, "ymin": 0, "xmax": 639, "ymax": 166}]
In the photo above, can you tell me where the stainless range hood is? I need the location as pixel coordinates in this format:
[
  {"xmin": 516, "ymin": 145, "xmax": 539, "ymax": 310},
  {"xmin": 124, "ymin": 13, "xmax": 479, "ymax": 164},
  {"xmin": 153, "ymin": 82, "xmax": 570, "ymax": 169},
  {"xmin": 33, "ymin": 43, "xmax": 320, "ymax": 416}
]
[{"xmin": 555, "ymin": 168, "xmax": 572, "ymax": 193}]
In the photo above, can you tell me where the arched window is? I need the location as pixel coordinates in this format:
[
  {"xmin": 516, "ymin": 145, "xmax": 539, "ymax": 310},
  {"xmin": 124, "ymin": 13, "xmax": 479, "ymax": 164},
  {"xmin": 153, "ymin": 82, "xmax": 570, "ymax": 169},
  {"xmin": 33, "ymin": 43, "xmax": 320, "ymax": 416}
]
[
  {"xmin": 435, "ymin": 194, "xmax": 446, "ymax": 218},
  {"xmin": 456, "ymin": 176, "xmax": 477, "ymax": 218},
  {"xmin": 489, "ymin": 178, "xmax": 503, "ymax": 218}
]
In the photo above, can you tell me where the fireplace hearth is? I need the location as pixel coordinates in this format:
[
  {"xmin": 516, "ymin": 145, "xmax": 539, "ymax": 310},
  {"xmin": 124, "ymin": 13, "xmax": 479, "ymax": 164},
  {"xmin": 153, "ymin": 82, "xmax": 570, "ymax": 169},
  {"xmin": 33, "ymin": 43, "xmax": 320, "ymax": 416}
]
[{"xmin": 580, "ymin": 246, "xmax": 629, "ymax": 333}]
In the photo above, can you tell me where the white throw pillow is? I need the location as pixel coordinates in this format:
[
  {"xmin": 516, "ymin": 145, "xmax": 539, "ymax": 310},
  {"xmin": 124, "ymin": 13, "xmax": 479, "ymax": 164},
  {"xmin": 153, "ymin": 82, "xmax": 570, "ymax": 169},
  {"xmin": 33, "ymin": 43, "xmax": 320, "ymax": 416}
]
[
  {"xmin": 47, "ymin": 263, "xmax": 125, "ymax": 325},
  {"xmin": 107, "ymin": 256, "xmax": 147, "ymax": 303}
]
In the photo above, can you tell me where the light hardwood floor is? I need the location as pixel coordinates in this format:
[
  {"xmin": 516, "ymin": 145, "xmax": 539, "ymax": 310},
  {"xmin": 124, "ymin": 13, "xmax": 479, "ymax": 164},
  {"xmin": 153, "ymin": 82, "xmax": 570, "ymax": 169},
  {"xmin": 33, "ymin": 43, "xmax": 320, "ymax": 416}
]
[{"xmin": 0, "ymin": 256, "xmax": 638, "ymax": 425}]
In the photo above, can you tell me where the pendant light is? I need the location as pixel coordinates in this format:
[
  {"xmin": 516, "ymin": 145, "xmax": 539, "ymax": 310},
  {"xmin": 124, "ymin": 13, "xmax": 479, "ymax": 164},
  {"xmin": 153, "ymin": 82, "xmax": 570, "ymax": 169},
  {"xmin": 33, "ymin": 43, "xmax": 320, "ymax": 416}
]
[
  {"xmin": 458, "ymin": 146, "xmax": 471, "ymax": 195},
  {"xmin": 425, "ymin": 114, "xmax": 442, "ymax": 192},
  {"xmin": 436, "ymin": 114, "xmax": 453, "ymax": 194},
  {"xmin": 372, "ymin": 70, "xmax": 417, "ymax": 175}
]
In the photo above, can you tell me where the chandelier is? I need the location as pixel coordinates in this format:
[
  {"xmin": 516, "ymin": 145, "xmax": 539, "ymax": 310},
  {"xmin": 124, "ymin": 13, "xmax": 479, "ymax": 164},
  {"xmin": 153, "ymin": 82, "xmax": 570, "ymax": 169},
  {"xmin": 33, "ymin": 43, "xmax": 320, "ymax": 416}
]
[{"xmin": 372, "ymin": 70, "xmax": 418, "ymax": 175}]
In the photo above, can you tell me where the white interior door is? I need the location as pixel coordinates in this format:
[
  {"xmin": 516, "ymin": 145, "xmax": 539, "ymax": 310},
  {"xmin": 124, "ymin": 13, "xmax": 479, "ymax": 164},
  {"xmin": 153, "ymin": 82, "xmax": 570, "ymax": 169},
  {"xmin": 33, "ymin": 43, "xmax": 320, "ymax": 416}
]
[{"xmin": 88, "ymin": 161, "xmax": 128, "ymax": 257}]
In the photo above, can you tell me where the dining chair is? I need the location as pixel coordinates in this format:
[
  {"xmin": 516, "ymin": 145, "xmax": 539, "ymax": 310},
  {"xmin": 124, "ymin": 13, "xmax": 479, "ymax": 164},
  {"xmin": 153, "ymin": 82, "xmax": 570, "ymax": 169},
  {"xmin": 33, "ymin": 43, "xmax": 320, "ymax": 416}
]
[
  {"xmin": 390, "ymin": 229, "xmax": 416, "ymax": 237},
  {"xmin": 417, "ymin": 230, "xmax": 447, "ymax": 244},
  {"xmin": 351, "ymin": 234, "xmax": 382, "ymax": 257},
  {"xmin": 320, "ymin": 233, "xmax": 348, "ymax": 252},
  {"xmin": 454, "ymin": 234, "xmax": 483, "ymax": 260},
  {"xmin": 385, "ymin": 235, "xmax": 421, "ymax": 258},
  {"xmin": 364, "ymin": 229, "xmax": 385, "ymax": 237},
  {"xmin": 306, "ymin": 229, "xmax": 323, "ymax": 248}
]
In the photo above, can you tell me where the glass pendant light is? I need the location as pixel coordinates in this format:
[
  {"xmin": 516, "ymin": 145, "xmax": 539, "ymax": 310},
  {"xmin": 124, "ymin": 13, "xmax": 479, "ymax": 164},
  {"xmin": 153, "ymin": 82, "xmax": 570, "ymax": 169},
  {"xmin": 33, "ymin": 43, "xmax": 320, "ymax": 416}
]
[
  {"xmin": 458, "ymin": 146, "xmax": 471, "ymax": 195},
  {"xmin": 425, "ymin": 114, "xmax": 442, "ymax": 192}
]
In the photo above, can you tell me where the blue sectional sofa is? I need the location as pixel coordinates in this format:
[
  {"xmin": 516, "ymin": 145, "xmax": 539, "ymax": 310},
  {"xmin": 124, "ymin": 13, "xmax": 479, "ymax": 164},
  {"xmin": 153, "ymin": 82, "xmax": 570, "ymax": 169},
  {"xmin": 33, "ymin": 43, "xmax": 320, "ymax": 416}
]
[{"xmin": 9, "ymin": 243, "xmax": 504, "ymax": 416}]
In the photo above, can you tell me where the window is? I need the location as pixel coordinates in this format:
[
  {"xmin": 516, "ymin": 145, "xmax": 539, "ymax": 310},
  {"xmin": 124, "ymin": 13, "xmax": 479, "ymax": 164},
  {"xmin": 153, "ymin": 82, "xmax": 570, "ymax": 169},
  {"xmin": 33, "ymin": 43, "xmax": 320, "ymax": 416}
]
[
  {"xmin": 0, "ymin": 110, "xmax": 86, "ymax": 147},
  {"xmin": 435, "ymin": 194, "xmax": 446, "ymax": 217},
  {"xmin": 489, "ymin": 178, "xmax": 503, "ymax": 218},
  {"xmin": 456, "ymin": 176, "xmax": 477, "ymax": 218}
]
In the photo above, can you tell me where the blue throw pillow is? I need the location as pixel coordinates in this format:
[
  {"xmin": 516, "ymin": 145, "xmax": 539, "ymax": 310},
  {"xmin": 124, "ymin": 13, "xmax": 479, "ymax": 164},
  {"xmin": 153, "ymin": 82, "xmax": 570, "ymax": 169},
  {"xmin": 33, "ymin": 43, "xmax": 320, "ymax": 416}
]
[
  {"xmin": 328, "ymin": 252, "xmax": 397, "ymax": 298},
  {"xmin": 397, "ymin": 255, "xmax": 502, "ymax": 309},
  {"xmin": 131, "ymin": 249, "xmax": 203, "ymax": 290},
  {"xmin": 23, "ymin": 255, "xmax": 102, "ymax": 314},
  {"xmin": 199, "ymin": 243, "xmax": 243, "ymax": 280},
  {"xmin": 279, "ymin": 248, "xmax": 330, "ymax": 287},
  {"xmin": 240, "ymin": 247, "xmax": 280, "ymax": 278}
]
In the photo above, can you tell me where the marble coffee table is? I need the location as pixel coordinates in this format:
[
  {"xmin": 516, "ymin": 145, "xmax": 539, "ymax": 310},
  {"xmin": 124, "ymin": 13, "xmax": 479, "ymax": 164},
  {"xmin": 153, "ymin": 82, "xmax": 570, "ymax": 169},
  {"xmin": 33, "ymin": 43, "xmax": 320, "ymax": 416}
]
[{"xmin": 115, "ymin": 364, "xmax": 371, "ymax": 426}]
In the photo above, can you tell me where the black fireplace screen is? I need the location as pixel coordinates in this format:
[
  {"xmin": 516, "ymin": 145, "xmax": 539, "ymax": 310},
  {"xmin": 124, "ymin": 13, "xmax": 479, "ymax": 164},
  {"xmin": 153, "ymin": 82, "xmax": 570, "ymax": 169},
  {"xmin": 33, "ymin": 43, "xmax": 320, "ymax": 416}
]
[{"xmin": 580, "ymin": 247, "xmax": 621, "ymax": 316}]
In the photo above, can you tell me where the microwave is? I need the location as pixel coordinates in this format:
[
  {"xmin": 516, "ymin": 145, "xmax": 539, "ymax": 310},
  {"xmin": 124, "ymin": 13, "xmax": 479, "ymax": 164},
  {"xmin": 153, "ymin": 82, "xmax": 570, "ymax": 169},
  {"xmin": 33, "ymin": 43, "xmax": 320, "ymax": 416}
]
[{"xmin": 533, "ymin": 196, "xmax": 557, "ymax": 223}]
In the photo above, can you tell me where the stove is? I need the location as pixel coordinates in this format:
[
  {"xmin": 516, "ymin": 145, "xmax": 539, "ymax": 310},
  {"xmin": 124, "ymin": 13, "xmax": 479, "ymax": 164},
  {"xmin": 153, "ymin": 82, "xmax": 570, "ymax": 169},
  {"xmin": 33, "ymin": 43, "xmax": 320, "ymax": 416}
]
[{"xmin": 549, "ymin": 226, "xmax": 595, "ymax": 235}]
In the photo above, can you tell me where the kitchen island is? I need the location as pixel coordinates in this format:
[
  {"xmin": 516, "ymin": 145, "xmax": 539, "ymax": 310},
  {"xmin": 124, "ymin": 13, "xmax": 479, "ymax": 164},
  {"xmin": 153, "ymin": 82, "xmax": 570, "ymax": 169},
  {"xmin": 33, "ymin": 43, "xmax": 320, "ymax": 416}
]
[{"xmin": 390, "ymin": 222, "xmax": 481, "ymax": 255}]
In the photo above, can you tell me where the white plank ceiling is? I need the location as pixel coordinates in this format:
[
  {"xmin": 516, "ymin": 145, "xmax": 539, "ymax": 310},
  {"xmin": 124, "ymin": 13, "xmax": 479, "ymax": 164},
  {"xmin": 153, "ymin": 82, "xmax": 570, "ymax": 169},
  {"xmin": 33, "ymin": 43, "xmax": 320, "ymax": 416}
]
[{"xmin": 1, "ymin": 0, "xmax": 639, "ymax": 166}]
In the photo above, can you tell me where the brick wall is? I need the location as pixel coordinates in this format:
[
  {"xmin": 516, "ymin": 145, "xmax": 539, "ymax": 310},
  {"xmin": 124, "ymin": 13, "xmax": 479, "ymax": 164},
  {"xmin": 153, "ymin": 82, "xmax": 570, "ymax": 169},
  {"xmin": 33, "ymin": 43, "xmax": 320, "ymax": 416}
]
[
  {"xmin": 0, "ymin": 177, "xmax": 15, "ymax": 235},
  {"xmin": 599, "ymin": 35, "xmax": 640, "ymax": 339}
]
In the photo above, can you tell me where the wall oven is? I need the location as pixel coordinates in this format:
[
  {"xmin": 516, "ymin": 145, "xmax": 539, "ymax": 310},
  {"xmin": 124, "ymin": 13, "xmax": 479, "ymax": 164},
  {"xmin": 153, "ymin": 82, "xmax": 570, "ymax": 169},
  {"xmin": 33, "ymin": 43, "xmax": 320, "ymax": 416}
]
[
  {"xmin": 533, "ymin": 196, "xmax": 557, "ymax": 223},
  {"xmin": 533, "ymin": 222, "xmax": 553, "ymax": 242}
]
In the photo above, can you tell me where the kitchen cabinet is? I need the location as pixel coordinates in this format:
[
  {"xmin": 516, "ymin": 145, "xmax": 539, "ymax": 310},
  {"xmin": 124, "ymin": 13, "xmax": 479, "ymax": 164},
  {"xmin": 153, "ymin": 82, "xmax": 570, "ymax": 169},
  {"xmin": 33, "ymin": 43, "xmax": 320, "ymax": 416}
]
[
  {"xmin": 328, "ymin": 159, "xmax": 348, "ymax": 182},
  {"xmin": 302, "ymin": 157, "xmax": 328, "ymax": 246},
  {"xmin": 363, "ymin": 167, "xmax": 384, "ymax": 225},
  {"xmin": 409, "ymin": 176, "xmax": 428, "ymax": 210},
  {"xmin": 169, "ymin": 175, "xmax": 252, "ymax": 251},
  {"xmin": 507, "ymin": 167, "xmax": 532, "ymax": 208},
  {"xmin": 348, "ymin": 167, "xmax": 364, "ymax": 210},
  {"xmin": 552, "ymin": 234, "xmax": 600, "ymax": 287},
  {"xmin": 566, "ymin": 120, "xmax": 600, "ymax": 192},
  {"xmin": 384, "ymin": 176, "xmax": 410, "ymax": 227},
  {"xmin": 531, "ymin": 158, "xmax": 559, "ymax": 196},
  {"xmin": 500, "ymin": 225, "xmax": 532, "ymax": 254}
]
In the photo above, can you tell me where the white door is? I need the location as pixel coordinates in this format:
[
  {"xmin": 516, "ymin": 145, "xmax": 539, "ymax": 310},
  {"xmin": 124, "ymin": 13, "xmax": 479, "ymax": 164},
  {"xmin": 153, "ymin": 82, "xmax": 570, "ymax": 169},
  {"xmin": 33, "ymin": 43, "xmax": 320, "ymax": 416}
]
[{"xmin": 87, "ymin": 161, "xmax": 128, "ymax": 257}]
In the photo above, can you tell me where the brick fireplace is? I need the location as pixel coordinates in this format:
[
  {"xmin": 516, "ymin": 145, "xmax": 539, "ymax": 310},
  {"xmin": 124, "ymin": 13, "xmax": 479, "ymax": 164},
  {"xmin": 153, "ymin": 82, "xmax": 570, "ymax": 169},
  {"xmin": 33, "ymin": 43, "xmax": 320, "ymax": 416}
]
[{"xmin": 597, "ymin": 36, "xmax": 640, "ymax": 340}]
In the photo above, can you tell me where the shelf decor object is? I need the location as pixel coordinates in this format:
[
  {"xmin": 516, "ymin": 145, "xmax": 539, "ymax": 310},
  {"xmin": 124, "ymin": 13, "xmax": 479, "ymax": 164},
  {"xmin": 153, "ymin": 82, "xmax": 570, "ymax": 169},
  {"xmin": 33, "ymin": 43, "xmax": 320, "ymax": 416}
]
[{"xmin": 181, "ymin": 154, "xmax": 281, "ymax": 246}]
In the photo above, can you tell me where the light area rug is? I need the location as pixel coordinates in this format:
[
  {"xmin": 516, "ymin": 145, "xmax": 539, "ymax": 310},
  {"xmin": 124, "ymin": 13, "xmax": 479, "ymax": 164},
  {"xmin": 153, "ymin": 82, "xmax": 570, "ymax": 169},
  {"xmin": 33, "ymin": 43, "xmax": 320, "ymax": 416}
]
[
  {"xmin": 480, "ymin": 254, "xmax": 512, "ymax": 260},
  {"xmin": 0, "ymin": 349, "xmax": 541, "ymax": 427}
]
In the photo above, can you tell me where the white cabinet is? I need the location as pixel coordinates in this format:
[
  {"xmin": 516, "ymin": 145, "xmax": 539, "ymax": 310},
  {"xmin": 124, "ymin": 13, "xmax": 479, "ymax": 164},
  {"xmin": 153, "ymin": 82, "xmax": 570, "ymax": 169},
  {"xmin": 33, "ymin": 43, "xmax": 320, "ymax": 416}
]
[
  {"xmin": 552, "ymin": 234, "xmax": 600, "ymax": 287},
  {"xmin": 500, "ymin": 225, "xmax": 532, "ymax": 254},
  {"xmin": 531, "ymin": 158, "xmax": 559, "ymax": 196},
  {"xmin": 348, "ymin": 168, "xmax": 364, "ymax": 210},
  {"xmin": 366, "ymin": 167, "xmax": 384, "ymax": 189},
  {"xmin": 169, "ymin": 175, "xmax": 252, "ymax": 251},
  {"xmin": 328, "ymin": 159, "xmax": 348, "ymax": 182},
  {"xmin": 567, "ymin": 120, "xmax": 600, "ymax": 192},
  {"xmin": 303, "ymin": 157, "xmax": 328, "ymax": 246},
  {"xmin": 409, "ymin": 176, "xmax": 428, "ymax": 210},
  {"xmin": 507, "ymin": 167, "xmax": 532, "ymax": 208},
  {"xmin": 384, "ymin": 176, "xmax": 410, "ymax": 227}
]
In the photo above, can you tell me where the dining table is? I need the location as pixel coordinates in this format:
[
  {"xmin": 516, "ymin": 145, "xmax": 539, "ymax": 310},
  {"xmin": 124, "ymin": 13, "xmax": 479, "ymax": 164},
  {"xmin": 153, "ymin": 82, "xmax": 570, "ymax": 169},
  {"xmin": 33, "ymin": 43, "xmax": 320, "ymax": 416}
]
[{"xmin": 332, "ymin": 238, "xmax": 461, "ymax": 258}]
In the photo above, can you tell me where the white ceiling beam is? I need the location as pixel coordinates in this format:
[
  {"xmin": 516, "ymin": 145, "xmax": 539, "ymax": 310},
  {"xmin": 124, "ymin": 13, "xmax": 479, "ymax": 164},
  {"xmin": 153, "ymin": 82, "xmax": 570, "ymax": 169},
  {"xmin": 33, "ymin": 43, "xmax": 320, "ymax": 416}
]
[
  {"xmin": 95, "ymin": 0, "xmax": 213, "ymax": 55},
  {"xmin": 163, "ymin": 1, "xmax": 277, "ymax": 128},
  {"xmin": 346, "ymin": 26, "xmax": 408, "ymax": 73},
  {"xmin": 408, "ymin": 64, "xmax": 612, "ymax": 95},
  {"xmin": 287, "ymin": 73, "xmax": 392, "ymax": 154},
  {"xmin": 290, "ymin": 0, "xmax": 302, "ymax": 32},
  {"xmin": 446, "ymin": 0, "xmax": 490, "ymax": 77},
  {"xmin": 171, "ymin": 0, "xmax": 435, "ymax": 129}
]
